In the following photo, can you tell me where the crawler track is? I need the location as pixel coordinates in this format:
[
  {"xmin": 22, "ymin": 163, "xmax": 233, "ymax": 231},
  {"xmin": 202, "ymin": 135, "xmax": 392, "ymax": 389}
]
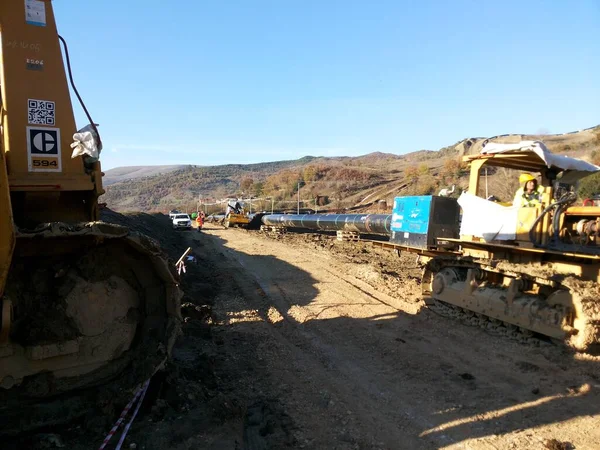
[{"xmin": 422, "ymin": 256, "xmax": 600, "ymax": 353}]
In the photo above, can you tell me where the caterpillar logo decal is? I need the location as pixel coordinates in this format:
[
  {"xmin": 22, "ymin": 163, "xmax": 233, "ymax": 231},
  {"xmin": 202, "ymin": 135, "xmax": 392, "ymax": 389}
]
[{"xmin": 27, "ymin": 126, "xmax": 62, "ymax": 172}]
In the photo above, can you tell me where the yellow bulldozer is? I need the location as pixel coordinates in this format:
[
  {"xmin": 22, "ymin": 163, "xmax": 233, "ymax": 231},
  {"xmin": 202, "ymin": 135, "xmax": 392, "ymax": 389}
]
[
  {"xmin": 420, "ymin": 141, "xmax": 600, "ymax": 352},
  {"xmin": 0, "ymin": 1, "xmax": 181, "ymax": 433},
  {"xmin": 223, "ymin": 199, "xmax": 252, "ymax": 228}
]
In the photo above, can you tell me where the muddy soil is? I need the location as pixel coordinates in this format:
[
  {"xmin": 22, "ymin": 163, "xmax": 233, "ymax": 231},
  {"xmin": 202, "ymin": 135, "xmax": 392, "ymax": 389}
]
[
  {"xmin": 7, "ymin": 215, "xmax": 600, "ymax": 449},
  {"xmin": 189, "ymin": 226, "xmax": 600, "ymax": 450}
]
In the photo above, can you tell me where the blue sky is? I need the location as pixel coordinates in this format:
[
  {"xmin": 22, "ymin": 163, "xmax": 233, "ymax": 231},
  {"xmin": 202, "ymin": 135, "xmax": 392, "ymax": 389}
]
[{"xmin": 53, "ymin": 1, "xmax": 600, "ymax": 170}]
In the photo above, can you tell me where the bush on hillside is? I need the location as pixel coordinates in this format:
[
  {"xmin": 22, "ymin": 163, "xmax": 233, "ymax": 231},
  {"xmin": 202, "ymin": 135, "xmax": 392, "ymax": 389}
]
[
  {"xmin": 578, "ymin": 172, "xmax": 600, "ymax": 200},
  {"xmin": 404, "ymin": 165, "xmax": 419, "ymax": 183}
]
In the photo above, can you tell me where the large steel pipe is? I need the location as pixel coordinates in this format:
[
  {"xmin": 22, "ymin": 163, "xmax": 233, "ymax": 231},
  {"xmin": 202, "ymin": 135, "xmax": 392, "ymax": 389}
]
[{"xmin": 261, "ymin": 213, "xmax": 392, "ymax": 236}]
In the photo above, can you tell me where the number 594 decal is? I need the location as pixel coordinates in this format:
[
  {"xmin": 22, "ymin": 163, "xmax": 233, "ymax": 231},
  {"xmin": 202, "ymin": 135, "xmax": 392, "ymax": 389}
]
[{"xmin": 32, "ymin": 159, "xmax": 58, "ymax": 167}]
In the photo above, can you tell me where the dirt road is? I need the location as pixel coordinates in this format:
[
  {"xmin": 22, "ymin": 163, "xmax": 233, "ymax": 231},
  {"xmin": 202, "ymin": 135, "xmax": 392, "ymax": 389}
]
[
  {"xmin": 193, "ymin": 224, "xmax": 600, "ymax": 450},
  {"xmin": 9, "ymin": 215, "xmax": 599, "ymax": 449}
]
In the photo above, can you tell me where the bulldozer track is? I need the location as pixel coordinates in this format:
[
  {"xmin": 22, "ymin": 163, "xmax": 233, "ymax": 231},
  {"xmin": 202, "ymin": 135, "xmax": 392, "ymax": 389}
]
[
  {"xmin": 427, "ymin": 298, "xmax": 545, "ymax": 347},
  {"xmin": 422, "ymin": 256, "xmax": 600, "ymax": 354}
]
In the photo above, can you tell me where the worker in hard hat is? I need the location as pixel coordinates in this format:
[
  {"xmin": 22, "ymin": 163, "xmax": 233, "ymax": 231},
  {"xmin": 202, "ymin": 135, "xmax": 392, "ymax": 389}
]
[
  {"xmin": 196, "ymin": 212, "xmax": 204, "ymax": 232},
  {"xmin": 513, "ymin": 173, "xmax": 544, "ymax": 207}
]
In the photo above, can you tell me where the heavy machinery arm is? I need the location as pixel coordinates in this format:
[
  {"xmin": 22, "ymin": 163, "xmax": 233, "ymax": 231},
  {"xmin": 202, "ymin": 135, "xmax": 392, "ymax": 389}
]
[{"xmin": 0, "ymin": 1, "xmax": 181, "ymax": 434}]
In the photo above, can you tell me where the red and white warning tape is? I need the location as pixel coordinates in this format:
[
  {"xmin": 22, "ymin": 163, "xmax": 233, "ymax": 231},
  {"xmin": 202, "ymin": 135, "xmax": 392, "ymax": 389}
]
[
  {"xmin": 177, "ymin": 260, "xmax": 186, "ymax": 275},
  {"xmin": 98, "ymin": 378, "xmax": 151, "ymax": 450},
  {"xmin": 176, "ymin": 248, "xmax": 192, "ymax": 276}
]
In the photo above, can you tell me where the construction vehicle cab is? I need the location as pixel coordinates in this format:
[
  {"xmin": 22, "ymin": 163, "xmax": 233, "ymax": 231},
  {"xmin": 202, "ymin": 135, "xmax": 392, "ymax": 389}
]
[{"xmin": 457, "ymin": 140, "xmax": 600, "ymax": 250}]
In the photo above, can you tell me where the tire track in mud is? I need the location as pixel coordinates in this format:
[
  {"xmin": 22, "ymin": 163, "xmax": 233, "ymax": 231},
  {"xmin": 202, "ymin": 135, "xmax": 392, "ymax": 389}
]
[{"xmin": 317, "ymin": 263, "xmax": 422, "ymax": 314}]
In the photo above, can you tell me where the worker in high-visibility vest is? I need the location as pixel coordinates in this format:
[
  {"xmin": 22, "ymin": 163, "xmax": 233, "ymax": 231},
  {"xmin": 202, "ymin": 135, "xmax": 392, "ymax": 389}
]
[
  {"xmin": 196, "ymin": 213, "xmax": 204, "ymax": 232},
  {"xmin": 513, "ymin": 173, "xmax": 544, "ymax": 207}
]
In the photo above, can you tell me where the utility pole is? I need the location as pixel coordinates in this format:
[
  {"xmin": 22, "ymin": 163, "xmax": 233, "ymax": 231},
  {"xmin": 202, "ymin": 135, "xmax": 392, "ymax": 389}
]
[
  {"xmin": 271, "ymin": 197, "xmax": 274, "ymax": 214},
  {"xmin": 297, "ymin": 182, "xmax": 300, "ymax": 214}
]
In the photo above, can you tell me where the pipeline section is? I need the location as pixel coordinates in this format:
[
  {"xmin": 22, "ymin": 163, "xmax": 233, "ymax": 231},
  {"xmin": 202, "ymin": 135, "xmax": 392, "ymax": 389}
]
[{"xmin": 261, "ymin": 213, "xmax": 392, "ymax": 236}]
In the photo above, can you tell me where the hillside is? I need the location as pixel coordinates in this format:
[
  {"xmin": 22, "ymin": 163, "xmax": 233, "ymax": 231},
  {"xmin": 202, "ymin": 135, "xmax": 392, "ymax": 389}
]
[
  {"xmin": 103, "ymin": 165, "xmax": 186, "ymax": 186},
  {"xmin": 101, "ymin": 156, "xmax": 327, "ymax": 211},
  {"xmin": 101, "ymin": 126, "xmax": 600, "ymax": 213}
]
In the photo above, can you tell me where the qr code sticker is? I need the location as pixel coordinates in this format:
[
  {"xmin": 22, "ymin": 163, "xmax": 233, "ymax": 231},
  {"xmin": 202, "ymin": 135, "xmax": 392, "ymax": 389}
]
[{"xmin": 28, "ymin": 99, "xmax": 55, "ymax": 126}]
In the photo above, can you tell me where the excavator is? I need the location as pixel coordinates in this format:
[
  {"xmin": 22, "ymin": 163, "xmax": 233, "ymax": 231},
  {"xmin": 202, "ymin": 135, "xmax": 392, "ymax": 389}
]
[{"xmin": 0, "ymin": 1, "xmax": 181, "ymax": 433}]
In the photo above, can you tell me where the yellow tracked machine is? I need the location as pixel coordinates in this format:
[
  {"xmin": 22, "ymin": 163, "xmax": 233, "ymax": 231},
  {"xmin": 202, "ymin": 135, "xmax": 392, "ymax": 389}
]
[
  {"xmin": 0, "ymin": 1, "xmax": 181, "ymax": 433},
  {"xmin": 418, "ymin": 141, "xmax": 600, "ymax": 352}
]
